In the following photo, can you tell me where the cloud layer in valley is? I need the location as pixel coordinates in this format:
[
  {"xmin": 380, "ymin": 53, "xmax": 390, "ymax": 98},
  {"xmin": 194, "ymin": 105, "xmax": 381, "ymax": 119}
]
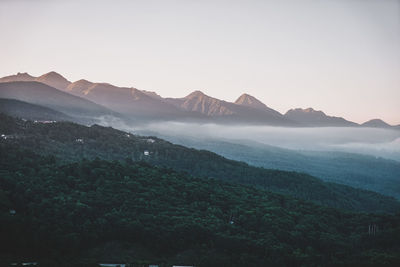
[{"xmin": 125, "ymin": 121, "xmax": 400, "ymax": 161}]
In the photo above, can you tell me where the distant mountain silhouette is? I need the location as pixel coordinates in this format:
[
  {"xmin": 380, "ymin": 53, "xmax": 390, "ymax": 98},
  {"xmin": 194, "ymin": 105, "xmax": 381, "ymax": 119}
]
[
  {"xmin": 0, "ymin": 81, "xmax": 115, "ymax": 119},
  {"xmin": 0, "ymin": 71, "xmax": 71, "ymax": 91},
  {"xmin": 166, "ymin": 90, "xmax": 236, "ymax": 116},
  {"xmin": 0, "ymin": 72, "xmax": 35, "ymax": 82},
  {"xmin": 35, "ymin": 71, "xmax": 71, "ymax": 91},
  {"xmin": 361, "ymin": 119, "xmax": 392, "ymax": 128},
  {"xmin": 284, "ymin": 108, "xmax": 358, "ymax": 127},
  {"xmin": 235, "ymin": 93, "xmax": 281, "ymax": 115},
  {"xmin": 1, "ymin": 71, "xmax": 394, "ymax": 127},
  {"xmin": 67, "ymin": 80, "xmax": 192, "ymax": 120},
  {"xmin": 165, "ymin": 91, "xmax": 294, "ymax": 125},
  {"xmin": 0, "ymin": 98, "xmax": 74, "ymax": 122},
  {"xmin": 1, "ymin": 72, "xmax": 294, "ymax": 124}
]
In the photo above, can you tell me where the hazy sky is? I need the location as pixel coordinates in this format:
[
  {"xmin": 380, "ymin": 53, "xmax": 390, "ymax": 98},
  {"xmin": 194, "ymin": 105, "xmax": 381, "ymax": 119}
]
[{"xmin": 1, "ymin": 0, "xmax": 399, "ymax": 124}]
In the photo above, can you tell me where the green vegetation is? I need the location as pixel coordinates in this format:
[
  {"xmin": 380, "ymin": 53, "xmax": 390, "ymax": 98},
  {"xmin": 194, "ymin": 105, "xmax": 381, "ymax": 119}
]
[
  {"xmin": 1, "ymin": 143, "xmax": 400, "ymax": 266},
  {"xmin": 1, "ymin": 114, "xmax": 399, "ymax": 214},
  {"xmin": 162, "ymin": 136, "xmax": 400, "ymax": 199}
]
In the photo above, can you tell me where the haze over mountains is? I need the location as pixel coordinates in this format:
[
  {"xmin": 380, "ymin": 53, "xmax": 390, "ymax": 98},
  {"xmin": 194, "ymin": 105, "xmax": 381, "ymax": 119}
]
[
  {"xmin": 0, "ymin": 98, "xmax": 73, "ymax": 122},
  {"xmin": 0, "ymin": 71, "xmax": 398, "ymax": 128},
  {"xmin": 362, "ymin": 119, "xmax": 394, "ymax": 128},
  {"xmin": 0, "ymin": 81, "xmax": 115, "ymax": 122},
  {"xmin": 285, "ymin": 108, "xmax": 358, "ymax": 127},
  {"xmin": 1, "ymin": 74, "xmax": 399, "ymax": 265},
  {"xmin": 146, "ymin": 133, "xmax": 400, "ymax": 199}
]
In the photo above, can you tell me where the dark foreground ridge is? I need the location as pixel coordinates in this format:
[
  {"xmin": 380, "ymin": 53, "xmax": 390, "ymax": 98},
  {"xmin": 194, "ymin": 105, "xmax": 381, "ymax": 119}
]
[{"xmin": 1, "ymin": 143, "xmax": 400, "ymax": 266}]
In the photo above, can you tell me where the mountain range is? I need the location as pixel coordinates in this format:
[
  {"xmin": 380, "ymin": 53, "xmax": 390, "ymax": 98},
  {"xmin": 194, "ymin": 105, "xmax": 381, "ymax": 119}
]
[
  {"xmin": 284, "ymin": 108, "xmax": 358, "ymax": 126},
  {"xmin": 1, "ymin": 71, "xmax": 398, "ymax": 128},
  {"xmin": 0, "ymin": 81, "xmax": 116, "ymax": 123}
]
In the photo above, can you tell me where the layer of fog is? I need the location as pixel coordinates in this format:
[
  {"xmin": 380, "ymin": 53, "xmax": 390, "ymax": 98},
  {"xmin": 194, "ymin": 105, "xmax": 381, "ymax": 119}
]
[{"xmin": 98, "ymin": 118, "xmax": 400, "ymax": 161}]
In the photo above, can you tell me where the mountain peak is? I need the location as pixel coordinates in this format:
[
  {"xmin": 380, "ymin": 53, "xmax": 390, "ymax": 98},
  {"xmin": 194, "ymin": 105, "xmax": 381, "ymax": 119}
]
[
  {"xmin": 235, "ymin": 93, "xmax": 270, "ymax": 111},
  {"xmin": 284, "ymin": 108, "xmax": 358, "ymax": 126},
  {"xmin": 36, "ymin": 71, "xmax": 71, "ymax": 90},
  {"xmin": 303, "ymin": 107, "xmax": 317, "ymax": 113},
  {"xmin": 237, "ymin": 93, "xmax": 250, "ymax": 98},
  {"xmin": 73, "ymin": 79, "xmax": 93, "ymax": 85},
  {"xmin": 16, "ymin": 72, "xmax": 34, "ymax": 78},
  {"xmin": 362, "ymin": 119, "xmax": 391, "ymax": 128},
  {"xmin": 38, "ymin": 71, "xmax": 67, "ymax": 80},
  {"xmin": 235, "ymin": 93, "xmax": 253, "ymax": 102},
  {"xmin": 0, "ymin": 72, "xmax": 35, "ymax": 82},
  {"xmin": 286, "ymin": 108, "xmax": 325, "ymax": 115},
  {"xmin": 185, "ymin": 90, "xmax": 207, "ymax": 99}
]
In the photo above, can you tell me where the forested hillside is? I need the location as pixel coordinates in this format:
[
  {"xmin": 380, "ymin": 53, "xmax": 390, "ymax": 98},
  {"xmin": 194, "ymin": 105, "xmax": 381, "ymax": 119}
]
[
  {"xmin": 1, "ymin": 144, "xmax": 400, "ymax": 266},
  {"xmin": 153, "ymin": 135, "xmax": 400, "ymax": 199},
  {"xmin": 1, "ymin": 114, "xmax": 399, "ymax": 214}
]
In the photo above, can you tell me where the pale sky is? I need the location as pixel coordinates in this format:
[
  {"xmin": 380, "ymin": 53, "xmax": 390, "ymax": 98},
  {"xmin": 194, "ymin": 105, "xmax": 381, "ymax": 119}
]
[{"xmin": 1, "ymin": 0, "xmax": 399, "ymax": 124}]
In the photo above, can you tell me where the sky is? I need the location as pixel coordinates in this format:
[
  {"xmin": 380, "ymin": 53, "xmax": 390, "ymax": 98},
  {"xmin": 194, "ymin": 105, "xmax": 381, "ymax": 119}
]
[{"xmin": 0, "ymin": 0, "xmax": 399, "ymax": 124}]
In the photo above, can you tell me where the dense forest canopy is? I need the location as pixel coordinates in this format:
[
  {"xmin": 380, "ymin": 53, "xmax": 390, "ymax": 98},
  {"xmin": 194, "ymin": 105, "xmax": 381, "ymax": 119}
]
[
  {"xmin": 155, "ymin": 134, "xmax": 400, "ymax": 199},
  {"xmin": 1, "ymin": 143, "xmax": 400, "ymax": 266},
  {"xmin": 0, "ymin": 114, "xmax": 399, "ymax": 214},
  {"xmin": 1, "ymin": 114, "xmax": 400, "ymax": 266}
]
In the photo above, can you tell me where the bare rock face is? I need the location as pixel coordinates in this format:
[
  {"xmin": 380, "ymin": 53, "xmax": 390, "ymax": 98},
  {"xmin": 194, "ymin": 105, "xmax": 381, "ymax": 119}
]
[
  {"xmin": 235, "ymin": 93, "xmax": 269, "ymax": 111},
  {"xmin": 174, "ymin": 90, "xmax": 236, "ymax": 116},
  {"xmin": 0, "ymin": 72, "xmax": 35, "ymax": 82},
  {"xmin": 0, "ymin": 71, "xmax": 72, "ymax": 92},
  {"xmin": 35, "ymin": 71, "xmax": 71, "ymax": 91},
  {"xmin": 235, "ymin": 93, "xmax": 282, "ymax": 116},
  {"xmin": 66, "ymin": 79, "xmax": 94, "ymax": 95},
  {"xmin": 4, "ymin": 71, "xmax": 387, "ymax": 127}
]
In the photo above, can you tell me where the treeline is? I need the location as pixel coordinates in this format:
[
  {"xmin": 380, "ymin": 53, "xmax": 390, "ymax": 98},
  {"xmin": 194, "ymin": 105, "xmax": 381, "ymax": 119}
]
[
  {"xmin": 0, "ymin": 113, "xmax": 399, "ymax": 214},
  {"xmin": 1, "ymin": 143, "xmax": 400, "ymax": 266},
  {"xmin": 164, "ymin": 135, "xmax": 400, "ymax": 199}
]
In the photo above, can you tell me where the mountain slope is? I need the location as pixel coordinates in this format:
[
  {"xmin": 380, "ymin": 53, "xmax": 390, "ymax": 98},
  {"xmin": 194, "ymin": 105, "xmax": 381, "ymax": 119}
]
[
  {"xmin": 166, "ymin": 91, "xmax": 293, "ymax": 125},
  {"xmin": 141, "ymin": 89, "xmax": 164, "ymax": 100},
  {"xmin": 0, "ymin": 72, "xmax": 188, "ymax": 121},
  {"xmin": 2, "ymin": 144, "xmax": 400, "ymax": 266},
  {"xmin": 0, "ymin": 81, "xmax": 116, "ymax": 119},
  {"xmin": 362, "ymin": 119, "xmax": 392, "ymax": 128},
  {"xmin": 0, "ymin": 71, "xmax": 394, "ymax": 127},
  {"xmin": 1, "ymin": 114, "xmax": 399, "ymax": 214},
  {"xmin": 67, "ymin": 80, "xmax": 193, "ymax": 120},
  {"xmin": 235, "ymin": 93, "xmax": 281, "ymax": 115},
  {"xmin": 284, "ymin": 108, "xmax": 358, "ymax": 126},
  {"xmin": 35, "ymin": 71, "xmax": 71, "ymax": 90},
  {"xmin": 0, "ymin": 98, "xmax": 74, "ymax": 121},
  {"xmin": 166, "ymin": 90, "xmax": 236, "ymax": 116},
  {"xmin": 154, "ymin": 134, "xmax": 400, "ymax": 199},
  {"xmin": 0, "ymin": 72, "xmax": 35, "ymax": 82},
  {"xmin": 0, "ymin": 71, "xmax": 71, "ymax": 91}
]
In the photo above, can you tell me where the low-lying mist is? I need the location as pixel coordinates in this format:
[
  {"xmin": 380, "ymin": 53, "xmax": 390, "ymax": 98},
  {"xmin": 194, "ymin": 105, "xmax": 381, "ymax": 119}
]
[{"xmin": 98, "ymin": 117, "xmax": 400, "ymax": 161}]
